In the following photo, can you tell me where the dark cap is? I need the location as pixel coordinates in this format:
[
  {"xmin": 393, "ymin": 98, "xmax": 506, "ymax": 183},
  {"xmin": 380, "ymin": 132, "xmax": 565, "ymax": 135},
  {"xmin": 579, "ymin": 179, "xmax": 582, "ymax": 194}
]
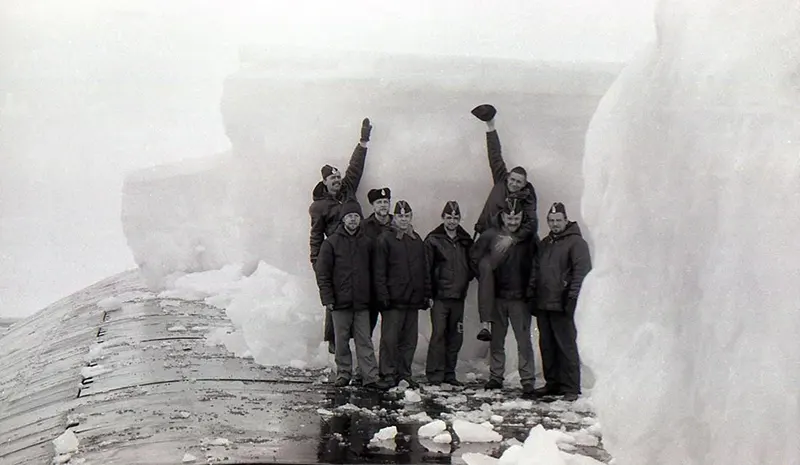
[
  {"xmin": 321, "ymin": 164, "xmax": 340, "ymax": 180},
  {"xmin": 502, "ymin": 198, "xmax": 524, "ymax": 215},
  {"xmin": 367, "ymin": 187, "xmax": 391, "ymax": 204},
  {"xmin": 441, "ymin": 200, "xmax": 461, "ymax": 217},
  {"xmin": 394, "ymin": 200, "xmax": 412, "ymax": 215},
  {"xmin": 340, "ymin": 200, "xmax": 363, "ymax": 218},
  {"xmin": 548, "ymin": 202, "xmax": 567, "ymax": 216},
  {"xmin": 471, "ymin": 104, "xmax": 497, "ymax": 122}
]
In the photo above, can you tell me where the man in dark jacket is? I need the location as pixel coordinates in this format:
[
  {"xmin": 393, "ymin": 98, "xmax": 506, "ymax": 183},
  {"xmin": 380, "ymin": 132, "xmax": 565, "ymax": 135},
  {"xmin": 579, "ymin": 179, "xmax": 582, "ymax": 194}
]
[
  {"xmin": 471, "ymin": 104, "xmax": 538, "ymax": 342},
  {"xmin": 361, "ymin": 187, "xmax": 393, "ymax": 333},
  {"xmin": 470, "ymin": 199, "xmax": 537, "ymax": 399},
  {"xmin": 314, "ymin": 200, "xmax": 390, "ymax": 391},
  {"xmin": 424, "ymin": 201, "xmax": 474, "ymax": 386},
  {"xmin": 374, "ymin": 200, "xmax": 432, "ymax": 388},
  {"xmin": 309, "ymin": 118, "xmax": 373, "ymax": 353},
  {"xmin": 531, "ymin": 203, "xmax": 591, "ymax": 402}
]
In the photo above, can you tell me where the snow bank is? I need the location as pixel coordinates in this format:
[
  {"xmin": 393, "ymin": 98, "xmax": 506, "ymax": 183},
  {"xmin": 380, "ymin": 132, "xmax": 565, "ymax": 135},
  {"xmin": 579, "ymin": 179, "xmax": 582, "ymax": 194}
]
[{"xmin": 580, "ymin": 1, "xmax": 800, "ymax": 464}]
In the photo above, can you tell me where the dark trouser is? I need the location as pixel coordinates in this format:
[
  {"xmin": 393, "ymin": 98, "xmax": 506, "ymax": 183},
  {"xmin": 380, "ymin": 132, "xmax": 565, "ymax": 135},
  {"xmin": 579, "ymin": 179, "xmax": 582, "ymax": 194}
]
[
  {"xmin": 353, "ymin": 307, "xmax": 380, "ymax": 381},
  {"xmin": 536, "ymin": 310, "xmax": 581, "ymax": 394},
  {"xmin": 332, "ymin": 310, "xmax": 379, "ymax": 384},
  {"xmin": 489, "ymin": 299, "xmax": 535, "ymax": 387},
  {"xmin": 477, "ymin": 257, "xmax": 495, "ymax": 323},
  {"xmin": 324, "ymin": 309, "xmax": 335, "ymax": 343},
  {"xmin": 379, "ymin": 309, "xmax": 419, "ymax": 382},
  {"xmin": 426, "ymin": 299, "xmax": 464, "ymax": 383}
]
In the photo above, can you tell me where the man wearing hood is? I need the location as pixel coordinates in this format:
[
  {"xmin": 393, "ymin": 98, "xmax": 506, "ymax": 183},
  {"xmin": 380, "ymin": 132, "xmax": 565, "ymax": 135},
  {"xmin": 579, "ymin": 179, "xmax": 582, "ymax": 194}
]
[
  {"xmin": 374, "ymin": 200, "xmax": 432, "ymax": 388},
  {"xmin": 530, "ymin": 202, "xmax": 592, "ymax": 402},
  {"xmin": 424, "ymin": 200, "xmax": 475, "ymax": 386},
  {"xmin": 470, "ymin": 104, "xmax": 538, "ymax": 342},
  {"xmin": 314, "ymin": 200, "xmax": 391, "ymax": 391},
  {"xmin": 309, "ymin": 118, "xmax": 373, "ymax": 353},
  {"xmin": 470, "ymin": 198, "xmax": 537, "ymax": 399}
]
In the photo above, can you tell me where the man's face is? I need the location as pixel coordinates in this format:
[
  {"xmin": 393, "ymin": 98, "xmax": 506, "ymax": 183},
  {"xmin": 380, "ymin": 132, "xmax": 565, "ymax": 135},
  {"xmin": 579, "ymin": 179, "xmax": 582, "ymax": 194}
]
[
  {"xmin": 372, "ymin": 198, "xmax": 390, "ymax": 216},
  {"xmin": 324, "ymin": 172, "xmax": 342, "ymax": 194},
  {"xmin": 547, "ymin": 212, "xmax": 568, "ymax": 234},
  {"xmin": 506, "ymin": 172, "xmax": 526, "ymax": 193},
  {"xmin": 342, "ymin": 212, "xmax": 361, "ymax": 233},
  {"xmin": 394, "ymin": 211, "xmax": 412, "ymax": 230},
  {"xmin": 442, "ymin": 213, "xmax": 461, "ymax": 232},
  {"xmin": 501, "ymin": 211, "xmax": 523, "ymax": 232}
]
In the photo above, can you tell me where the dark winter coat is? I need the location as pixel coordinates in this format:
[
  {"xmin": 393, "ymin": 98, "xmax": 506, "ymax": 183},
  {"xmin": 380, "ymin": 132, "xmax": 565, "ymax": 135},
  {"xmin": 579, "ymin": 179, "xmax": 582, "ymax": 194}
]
[
  {"xmin": 424, "ymin": 224, "xmax": 475, "ymax": 301},
  {"xmin": 374, "ymin": 226, "xmax": 431, "ymax": 311},
  {"xmin": 470, "ymin": 225, "xmax": 536, "ymax": 301},
  {"xmin": 532, "ymin": 221, "xmax": 592, "ymax": 312},
  {"xmin": 474, "ymin": 130, "xmax": 538, "ymax": 242},
  {"xmin": 314, "ymin": 224, "xmax": 374, "ymax": 311},
  {"xmin": 308, "ymin": 144, "xmax": 367, "ymax": 264},
  {"xmin": 362, "ymin": 213, "xmax": 394, "ymax": 240}
]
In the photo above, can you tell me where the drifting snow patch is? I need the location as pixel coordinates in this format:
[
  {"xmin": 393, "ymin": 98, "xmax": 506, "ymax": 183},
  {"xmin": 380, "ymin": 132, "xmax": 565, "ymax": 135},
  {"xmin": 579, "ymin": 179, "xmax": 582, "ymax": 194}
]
[
  {"xmin": 523, "ymin": 425, "xmax": 566, "ymax": 465},
  {"xmin": 498, "ymin": 444, "xmax": 524, "ymax": 465},
  {"xmin": 461, "ymin": 452, "xmax": 499, "ymax": 465},
  {"xmin": 202, "ymin": 437, "xmax": 231, "ymax": 446},
  {"xmin": 289, "ymin": 359, "xmax": 307, "ymax": 369},
  {"xmin": 182, "ymin": 453, "xmax": 197, "ymax": 462},
  {"xmin": 433, "ymin": 431, "xmax": 452, "ymax": 444},
  {"xmin": 401, "ymin": 411, "xmax": 433, "ymax": 423},
  {"xmin": 53, "ymin": 429, "xmax": 79, "ymax": 454},
  {"xmin": 418, "ymin": 420, "xmax": 447, "ymax": 438},
  {"xmin": 572, "ymin": 430, "xmax": 600, "ymax": 447},
  {"xmin": 419, "ymin": 438, "xmax": 450, "ymax": 454},
  {"xmin": 452, "ymin": 419, "xmax": 502, "ymax": 443},
  {"xmin": 490, "ymin": 415, "xmax": 504, "ymax": 424},
  {"xmin": 167, "ymin": 325, "xmax": 187, "ymax": 332},
  {"xmin": 84, "ymin": 343, "xmax": 105, "ymax": 363},
  {"xmin": 372, "ymin": 426, "xmax": 398, "ymax": 441},
  {"xmin": 80, "ymin": 365, "xmax": 111, "ymax": 378},
  {"xmin": 97, "ymin": 296, "xmax": 123, "ymax": 310},
  {"xmin": 404, "ymin": 389, "xmax": 422, "ymax": 403}
]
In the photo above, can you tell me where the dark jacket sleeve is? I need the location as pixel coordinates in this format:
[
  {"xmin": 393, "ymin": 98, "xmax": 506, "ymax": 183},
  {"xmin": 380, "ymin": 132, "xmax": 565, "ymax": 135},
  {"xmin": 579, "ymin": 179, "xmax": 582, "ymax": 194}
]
[
  {"xmin": 486, "ymin": 130, "xmax": 509, "ymax": 185},
  {"xmin": 567, "ymin": 238, "xmax": 592, "ymax": 300},
  {"xmin": 422, "ymin": 237, "xmax": 433, "ymax": 301},
  {"xmin": 342, "ymin": 144, "xmax": 367, "ymax": 195},
  {"xmin": 526, "ymin": 248, "xmax": 538, "ymax": 301},
  {"xmin": 424, "ymin": 236, "xmax": 438, "ymax": 299},
  {"xmin": 374, "ymin": 234, "xmax": 390, "ymax": 304},
  {"xmin": 308, "ymin": 203, "xmax": 326, "ymax": 264},
  {"xmin": 315, "ymin": 239, "xmax": 336, "ymax": 306}
]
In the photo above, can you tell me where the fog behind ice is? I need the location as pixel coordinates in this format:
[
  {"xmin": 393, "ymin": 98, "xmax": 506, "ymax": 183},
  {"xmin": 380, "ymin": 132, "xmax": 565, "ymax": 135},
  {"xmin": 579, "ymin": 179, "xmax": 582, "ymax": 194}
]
[{"xmin": 0, "ymin": 0, "xmax": 655, "ymax": 317}]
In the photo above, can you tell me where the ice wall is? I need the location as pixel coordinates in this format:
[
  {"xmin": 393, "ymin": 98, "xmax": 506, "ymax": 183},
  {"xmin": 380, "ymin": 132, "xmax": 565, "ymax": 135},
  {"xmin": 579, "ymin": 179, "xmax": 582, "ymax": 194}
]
[
  {"xmin": 580, "ymin": 1, "xmax": 800, "ymax": 463},
  {"xmin": 121, "ymin": 51, "xmax": 615, "ymax": 375}
]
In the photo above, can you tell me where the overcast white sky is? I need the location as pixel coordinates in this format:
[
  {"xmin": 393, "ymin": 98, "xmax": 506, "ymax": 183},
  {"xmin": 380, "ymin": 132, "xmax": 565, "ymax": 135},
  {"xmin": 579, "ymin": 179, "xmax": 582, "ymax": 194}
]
[{"xmin": 0, "ymin": 0, "xmax": 657, "ymax": 318}]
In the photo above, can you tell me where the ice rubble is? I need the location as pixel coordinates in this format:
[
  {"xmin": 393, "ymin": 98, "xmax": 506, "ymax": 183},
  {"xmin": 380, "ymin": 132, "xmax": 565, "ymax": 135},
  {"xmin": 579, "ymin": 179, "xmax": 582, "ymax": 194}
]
[{"xmin": 580, "ymin": 0, "xmax": 800, "ymax": 463}]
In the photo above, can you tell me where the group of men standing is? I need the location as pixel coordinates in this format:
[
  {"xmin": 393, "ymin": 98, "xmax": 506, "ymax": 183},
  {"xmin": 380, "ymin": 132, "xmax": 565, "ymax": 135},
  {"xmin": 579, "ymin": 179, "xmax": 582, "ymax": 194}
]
[{"xmin": 309, "ymin": 105, "xmax": 592, "ymax": 401}]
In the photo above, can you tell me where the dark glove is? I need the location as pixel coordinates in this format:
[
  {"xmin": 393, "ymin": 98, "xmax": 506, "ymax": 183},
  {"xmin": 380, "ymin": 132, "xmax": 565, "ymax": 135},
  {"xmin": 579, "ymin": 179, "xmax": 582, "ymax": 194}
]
[
  {"xmin": 471, "ymin": 104, "xmax": 497, "ymax": 122},
  {"xmin": 381, "ymin": 300, "xmax": 390, "ymax": 311},
  {"xmin": 360, "ymin": 118, "xmax": 372, "ymax": 142},
  {"xmin": 564, "ymin": 298, "xmax": 577, "ymax": 318}
]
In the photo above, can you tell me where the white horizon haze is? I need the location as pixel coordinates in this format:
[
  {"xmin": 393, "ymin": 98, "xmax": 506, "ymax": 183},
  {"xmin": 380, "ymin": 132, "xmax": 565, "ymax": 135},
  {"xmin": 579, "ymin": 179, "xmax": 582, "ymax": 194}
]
[{"xmin": 0, "ymin": 0, "xmax": 656, "ymax": 318}]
